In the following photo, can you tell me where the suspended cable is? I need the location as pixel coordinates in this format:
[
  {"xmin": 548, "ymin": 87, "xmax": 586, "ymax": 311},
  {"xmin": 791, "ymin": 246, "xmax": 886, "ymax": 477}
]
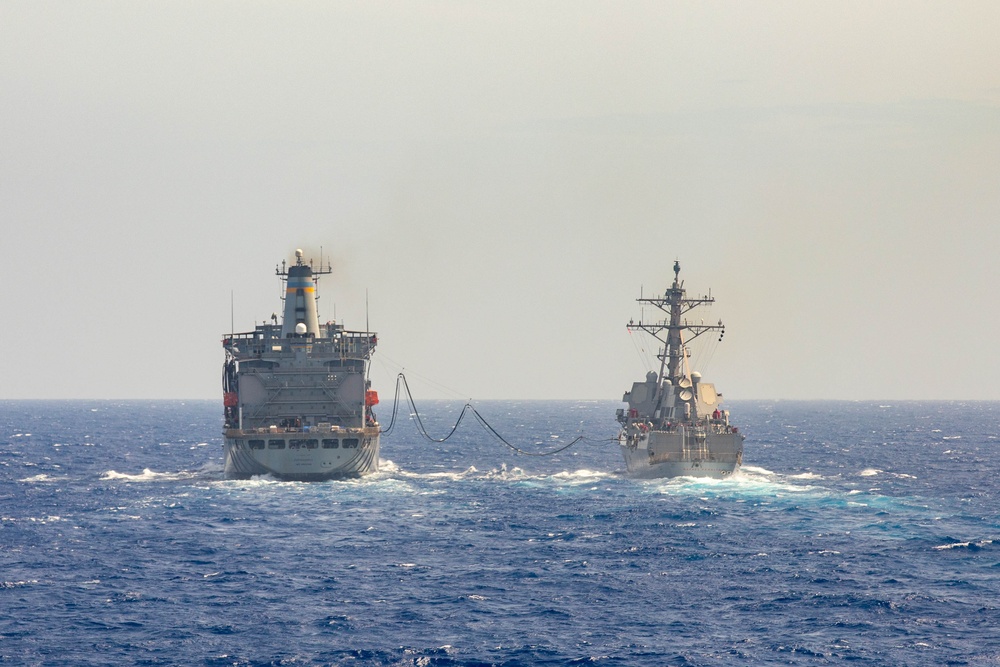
[{"xmin": 378, "ymin": 373, "xmax": 615, "ymax": 455}]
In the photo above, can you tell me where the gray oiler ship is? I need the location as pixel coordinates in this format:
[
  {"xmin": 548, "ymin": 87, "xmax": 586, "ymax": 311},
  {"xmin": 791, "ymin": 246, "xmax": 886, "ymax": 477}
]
[
  {"xmin": 617, "ymin": 262, "xmax": 743, "ymax": 478},
  {"xmin": 222, "ymin": 249, "xmax": 380, "ymax": 480}
]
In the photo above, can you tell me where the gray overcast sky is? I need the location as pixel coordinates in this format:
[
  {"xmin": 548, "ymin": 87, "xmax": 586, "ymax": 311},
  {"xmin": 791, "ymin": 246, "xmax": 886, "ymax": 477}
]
[{"xmin": 2, "ymin": 1, "xmax": 999, "ymax": 401}]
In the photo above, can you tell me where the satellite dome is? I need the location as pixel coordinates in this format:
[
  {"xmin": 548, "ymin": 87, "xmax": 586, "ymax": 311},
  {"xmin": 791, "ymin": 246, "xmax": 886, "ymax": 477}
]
[
  {"xmin": 295, "ymin": 249, "xmax": 304, "ymax": 259},
  {"xmin": 295, "ymin": 322, "xmax": 307, "ymax": 335}
]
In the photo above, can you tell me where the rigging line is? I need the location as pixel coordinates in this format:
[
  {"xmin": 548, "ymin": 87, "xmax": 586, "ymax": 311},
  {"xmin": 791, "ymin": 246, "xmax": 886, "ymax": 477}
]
[
  {"xmin": 697, "ymin": 335, "xmax": 720, "ymax": 375},
  {"xmin": 373, "ymin": 352, "xmax": 468, "ymax": 399},
  {"xmin": 371, "ymin": 351, "xmax": 404, "ymax": 380},
  {"xmin": 371, "ymin": 353, "xmax": 402, "ymax": 386},
  {"xmin": 629, "ymin": 326, "xmax": 657, "ymax": 374}
]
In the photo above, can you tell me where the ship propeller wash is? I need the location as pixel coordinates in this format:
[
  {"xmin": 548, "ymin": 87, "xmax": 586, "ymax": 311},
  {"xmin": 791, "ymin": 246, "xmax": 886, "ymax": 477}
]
[
  {"xmin": 617, "ymin": 262, "xmax": 743, "ymax": 478},
  {"xmin": 222, "ymin": 249, "xmax": 380, "ymax": 480}
]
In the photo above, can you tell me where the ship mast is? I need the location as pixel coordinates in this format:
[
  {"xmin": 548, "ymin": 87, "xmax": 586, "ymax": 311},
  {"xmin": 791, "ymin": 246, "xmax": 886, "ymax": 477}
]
[{"xmin": 627, "ymin": 261, "xmax": 725, "ymax": 410}]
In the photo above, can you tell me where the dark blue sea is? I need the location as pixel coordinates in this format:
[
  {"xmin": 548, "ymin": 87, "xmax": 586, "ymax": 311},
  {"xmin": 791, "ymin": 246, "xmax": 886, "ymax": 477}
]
[{"xmin": 2, "ymin": 400, "xmax": 999, "ymax": 666}]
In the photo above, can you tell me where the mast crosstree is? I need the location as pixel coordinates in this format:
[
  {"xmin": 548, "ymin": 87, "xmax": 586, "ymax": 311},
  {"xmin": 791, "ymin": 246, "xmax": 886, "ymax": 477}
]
[{"xmin": 628, "ymin": 261, "xmax": 725, "ymax": 408}]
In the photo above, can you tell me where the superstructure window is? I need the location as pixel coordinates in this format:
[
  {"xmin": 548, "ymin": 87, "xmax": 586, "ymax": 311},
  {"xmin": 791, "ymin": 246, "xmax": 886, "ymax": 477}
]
[
  {"xmin": 322, "ymin": 439, "xmax": 339, "ymax": 449},
  {"xmin": 342, "ymin": 438, "xmax": 360, "ymax": 449},
  {"xmin": 248, "ymin": 440, "xmax": 265, "ymax": 450},
  {"xmin": 268, "ymin": 440, "xmax": 286, "ymax": 449}
]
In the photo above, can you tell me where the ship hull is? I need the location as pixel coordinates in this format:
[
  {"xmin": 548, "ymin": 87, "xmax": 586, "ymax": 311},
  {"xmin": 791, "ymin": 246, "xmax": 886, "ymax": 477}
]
[
  {"xmin": 223, "ymin": 428, "xmax": 380, "ymax": 481},
  {"xmin": 619, "ymin": 429, "xmax": 742, "ymax": 479}
]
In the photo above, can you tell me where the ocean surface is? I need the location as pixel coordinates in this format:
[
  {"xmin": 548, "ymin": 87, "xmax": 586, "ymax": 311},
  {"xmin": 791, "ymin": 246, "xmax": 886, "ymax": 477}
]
[{"xmin": 2, "ymin": 399, "xmax": 999, "ymax": 666}]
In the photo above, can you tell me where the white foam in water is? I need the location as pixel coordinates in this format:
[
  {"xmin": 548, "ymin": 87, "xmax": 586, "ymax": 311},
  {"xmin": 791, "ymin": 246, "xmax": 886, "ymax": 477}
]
[
  {"xmin": 859, "ymin": 468, "xmax": 882, "ymax": 477},
  {"xmin": 934, "ymin": 539, "xmax": 994, "ymax": 550},
  {"xmin": 225, "ymin": 473, "xmax": 284, "ymax": 487},
  {"xmin": 549, "ymin": 469, "xmax": 611, "ymax": 483},
  {"xmin": 102, "ymin": 468, "xmax": 200, "ymax": 482},
  {"xmin": 3, "ymin": 515, "xmax": 61, "ymax": 524},
  {"xmin": 741, "ymin": 465, "xmax": 777, "ymax": 476},
  {"xmin": 19, "ymin": 474, "xmax": 60, "ymax": 483},
  {"xmin": 386, "ymin": 462, "xmax": 608, "ymax": 486},
  {"xmin": 393, "ymin": 463, "xmax": 482, "ymax": 482},
  {"xmin": 378, "ymin": 459, "xmax": 400, "ymax": 473},
  {"xmin": 198, "ymin": 461, "xmax": 225, "ymax": 475},
  {"xmin": 646, "ymin": 465, "xmax": 826, "ymax": 498}
]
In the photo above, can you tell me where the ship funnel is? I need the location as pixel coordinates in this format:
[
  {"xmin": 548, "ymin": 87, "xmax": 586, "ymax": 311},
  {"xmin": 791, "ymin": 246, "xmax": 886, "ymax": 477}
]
[{"xmin": 281, "ymin": 256, "xmax": 322, "ymax": 338}]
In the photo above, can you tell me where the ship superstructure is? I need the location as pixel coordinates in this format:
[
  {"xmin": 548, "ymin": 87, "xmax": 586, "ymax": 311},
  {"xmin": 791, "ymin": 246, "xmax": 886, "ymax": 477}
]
[
  {"xmin": 222, "ymin": 249, "xmax": 379, "ymax": 480},
  {"xmin": 617, "ymin": 261, "xmax": 743, "ymax": 478}
]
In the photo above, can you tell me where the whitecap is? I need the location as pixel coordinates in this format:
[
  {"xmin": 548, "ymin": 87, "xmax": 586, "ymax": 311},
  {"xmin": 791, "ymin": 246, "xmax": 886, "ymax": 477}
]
[
  {"xmin": 934, "ymin": 541, "xmax": 971, "ymax": 550},
  {"xmin": 741, "ymin": 465, "xmax": 776, "ymax": 476},
  {"xmin": 395, "ymin": 465, "xmax": 480, "ymax": 482},
  {"xmin": 933, "ymin": 539, "xmax": 993, "ymax": 550},
  {"xmin": 198, "ymin": 461, "xmax": 225, "ymax": 475},
  {"xmin": 14, "ymin": 516, "xmax": 62, "ymax": 524},
  {"xmin": 19, "ymin": 474, "xmax": 60, "ymax": 483},
  {"xmin": 102, "ymin": 468, "xmax": 200, "ymax": 482},
  {"xmin": 859, "ymin": 468, "xmax": 881, "ymax": 477},
  {"xmin": 549, "ymin": 469, "xmax": 611, "ymax": 483}
]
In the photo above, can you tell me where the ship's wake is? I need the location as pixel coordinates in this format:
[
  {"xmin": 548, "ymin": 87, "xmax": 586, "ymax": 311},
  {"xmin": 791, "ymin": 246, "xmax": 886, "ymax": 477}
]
[
  {"xmin": 640, "ymin": 464, "xmax": 825, "ymax": 498},
  {"xmin": 100, "ymin": 461, "xmax": 224, "ymax": 483}
]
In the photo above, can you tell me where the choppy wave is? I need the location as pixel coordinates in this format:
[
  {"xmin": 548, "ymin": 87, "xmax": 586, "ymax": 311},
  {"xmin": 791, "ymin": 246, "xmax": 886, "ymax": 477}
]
[
  {"xmin": 18, "ymin": 473, "xmax": 65, "ymax": 483},
  {"xmin": 933, "ymin": 539, "xmax": 995, "ymax": 550},
  {"xmin": 3, "ymin": 399, "xmax": 1000, "ymax": 666}
]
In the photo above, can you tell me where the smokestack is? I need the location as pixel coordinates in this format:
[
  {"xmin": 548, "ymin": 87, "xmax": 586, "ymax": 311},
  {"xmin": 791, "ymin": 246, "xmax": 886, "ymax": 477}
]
[{"xmin": 281, "ymin": 249, "xmax": 321, "ymax": 338}]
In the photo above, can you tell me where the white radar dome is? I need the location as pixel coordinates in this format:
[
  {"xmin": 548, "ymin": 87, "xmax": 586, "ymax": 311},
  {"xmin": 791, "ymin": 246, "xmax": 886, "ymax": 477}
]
[
  {"xmin": 295, "ymin": 249, "xmax": 304, "ymax": 258},
  {"xmin": 295, "ymin": 322, "xmax": 307, "ymax": 335}
]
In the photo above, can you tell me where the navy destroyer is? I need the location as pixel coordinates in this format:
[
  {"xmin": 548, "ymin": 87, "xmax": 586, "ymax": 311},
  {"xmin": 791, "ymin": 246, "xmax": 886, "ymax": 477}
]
[
  {"xmin": 617, "ymin": 262, "xmax": 743, "ymax": 478},
  {"xmin": 222, "ymin": 249, "xmax": 380, "ymax": 480}
]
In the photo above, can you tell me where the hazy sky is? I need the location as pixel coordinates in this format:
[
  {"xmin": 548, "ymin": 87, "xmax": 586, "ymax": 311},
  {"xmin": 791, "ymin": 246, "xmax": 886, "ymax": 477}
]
[{"xmin": 2, "ymin": 2, "xmax": 999, "ymax": 401}]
